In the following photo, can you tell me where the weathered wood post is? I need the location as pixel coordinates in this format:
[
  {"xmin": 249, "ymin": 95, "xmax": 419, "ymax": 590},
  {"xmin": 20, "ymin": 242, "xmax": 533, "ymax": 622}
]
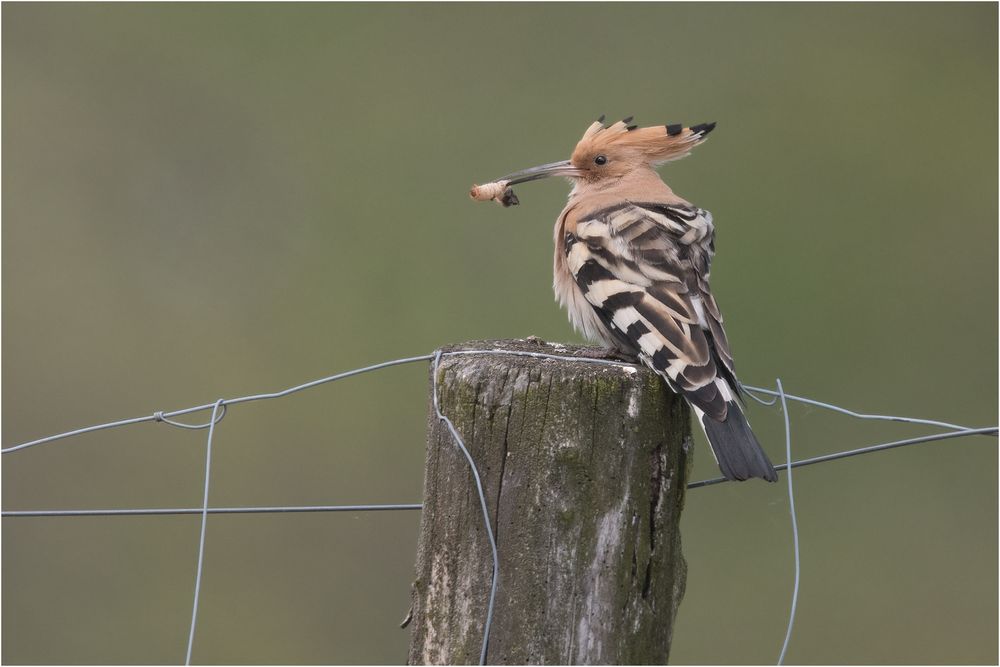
[{"xmin": 408, "ymin": 339, "xmax": 692, "ymax": 665}]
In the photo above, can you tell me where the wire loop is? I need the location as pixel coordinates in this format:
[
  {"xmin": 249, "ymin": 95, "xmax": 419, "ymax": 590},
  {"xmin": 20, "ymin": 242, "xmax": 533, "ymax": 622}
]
[
  {"xmin": 743, "ymin": 385, "xmax": 779, "ymax": 406},
  {"xmin": 153, "ymin": 404, "xmax": 227, "ymax": 430}
]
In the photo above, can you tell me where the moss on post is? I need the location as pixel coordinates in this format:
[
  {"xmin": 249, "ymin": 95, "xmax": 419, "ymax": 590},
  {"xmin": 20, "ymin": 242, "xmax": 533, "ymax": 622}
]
[{"xmin": 408, "ymin": 339, "xmax": 692, "ymax": 665}]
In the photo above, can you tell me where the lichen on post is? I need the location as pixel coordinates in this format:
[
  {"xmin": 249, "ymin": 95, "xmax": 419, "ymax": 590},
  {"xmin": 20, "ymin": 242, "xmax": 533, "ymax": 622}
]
[{"xmin": 407, "ymin": 339, "xmax": 692, "ymax": 665}]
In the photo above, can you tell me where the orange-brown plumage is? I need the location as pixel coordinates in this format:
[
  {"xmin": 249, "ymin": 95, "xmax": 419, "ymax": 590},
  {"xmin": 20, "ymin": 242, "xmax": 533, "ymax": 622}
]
[{"xmin": 569, "ymin": 118, "xmax": 715, "ymax": 178}]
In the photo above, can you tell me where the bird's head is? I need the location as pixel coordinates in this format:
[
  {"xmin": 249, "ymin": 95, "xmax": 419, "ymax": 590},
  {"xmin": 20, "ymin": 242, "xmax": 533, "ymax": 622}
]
[
  {"xmin": 471, "ymin": 116, "xmax": 715, "ymax": 205},
  {"xmin": 569, "ymin": 116, "xmax": 715, "ymax": 183}
]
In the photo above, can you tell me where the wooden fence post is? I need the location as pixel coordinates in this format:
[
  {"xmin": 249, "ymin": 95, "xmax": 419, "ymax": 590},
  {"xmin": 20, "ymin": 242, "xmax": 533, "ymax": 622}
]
[{"xmin": 407, "ymin": 339, "xmax": 692, "ymax": 665}]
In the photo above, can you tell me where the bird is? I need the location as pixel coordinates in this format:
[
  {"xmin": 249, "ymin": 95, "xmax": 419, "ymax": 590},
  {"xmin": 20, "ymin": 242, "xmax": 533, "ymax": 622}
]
[{"xmin": 471, "ymin": 116, "xmax": 778, "ymax": 482}]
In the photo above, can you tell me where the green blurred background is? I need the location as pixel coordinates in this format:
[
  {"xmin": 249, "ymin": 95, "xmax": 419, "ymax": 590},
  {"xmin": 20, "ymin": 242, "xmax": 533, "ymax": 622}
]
[{"xmin": 3, "ymin": 3, "xmax": 996, "ymax": 664}]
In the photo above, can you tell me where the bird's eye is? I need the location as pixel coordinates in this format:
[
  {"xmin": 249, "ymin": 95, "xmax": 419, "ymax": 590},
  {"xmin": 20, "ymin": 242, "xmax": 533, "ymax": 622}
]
[{"xmin": 594, "ymin": 155, "xmax": 608, "ymax": 166}]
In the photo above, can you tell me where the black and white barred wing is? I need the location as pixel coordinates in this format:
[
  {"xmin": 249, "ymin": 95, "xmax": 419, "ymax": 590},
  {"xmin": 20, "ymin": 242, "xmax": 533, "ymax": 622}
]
[
  {"xmin": 566, "ymin": 202, "xmax": 777, "ymax": 482},
  {"xmin": 567, "ymin": 203, "xmax": 728, "ymax": 416}
]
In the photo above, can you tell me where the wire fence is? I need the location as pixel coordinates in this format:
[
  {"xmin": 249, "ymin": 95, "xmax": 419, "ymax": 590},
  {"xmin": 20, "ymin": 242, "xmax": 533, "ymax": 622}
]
[{"xmin": 3, "ymin": 347, "xmax": 997, "ymax": 665}]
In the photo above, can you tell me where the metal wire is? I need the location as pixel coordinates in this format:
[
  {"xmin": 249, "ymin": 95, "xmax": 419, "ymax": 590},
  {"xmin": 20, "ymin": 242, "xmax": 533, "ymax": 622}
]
[
  {"xmin": 431, "ymin": 350, "xmax": 499, "ymax": 665},
  {"xmin": 6, "ymin": 352, "xmax": 989, "ymax": 457},
  {"xmin": 776, "ymin": 379, "xmax": 799, "ymax": 666},
  {"xmin": 1, "ymin": 354, "xmax": 435, "ymax": 454},
  {"xmin": 185, "ymin": 399, "xmax": 223, "ymax": 666},
  {"xmin": 153, "ymin": 405, "xmax": 228, "ymax": 430},
  {"xmin": 1, "ymin": 504, "xmax": 423, "ymax": 518},
  {"xmin": 5, "ymin": 424, "xmax": 996, "ymax": 518},
  {"xmin": 743, "ymin": 384, "xmax": 983, "ymax": 433},
  {"xmin": 685, "ymin": 426, "xmax": 998, "ymax": 489},
  {"xmin": 3, "ymin": 347, "xmax": 997, "ymax": 665}
]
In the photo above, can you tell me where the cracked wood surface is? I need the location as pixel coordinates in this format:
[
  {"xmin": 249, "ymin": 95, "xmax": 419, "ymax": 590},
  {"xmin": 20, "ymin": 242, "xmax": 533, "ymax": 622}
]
[{"xmin": 408, "ymin": 339, "xmax": 692, "ymax": 665}]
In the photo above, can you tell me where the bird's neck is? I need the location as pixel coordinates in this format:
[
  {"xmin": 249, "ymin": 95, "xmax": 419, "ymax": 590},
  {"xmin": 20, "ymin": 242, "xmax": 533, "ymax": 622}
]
[{"xmin": 567, "ymin": 167, "xmax": 688, "ymax": 213}]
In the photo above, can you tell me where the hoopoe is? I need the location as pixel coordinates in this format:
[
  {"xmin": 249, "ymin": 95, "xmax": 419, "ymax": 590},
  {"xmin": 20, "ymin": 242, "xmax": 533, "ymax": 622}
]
[{"xmin": 471, "ymin": 116, "xmax": 778, "ymax": 482}]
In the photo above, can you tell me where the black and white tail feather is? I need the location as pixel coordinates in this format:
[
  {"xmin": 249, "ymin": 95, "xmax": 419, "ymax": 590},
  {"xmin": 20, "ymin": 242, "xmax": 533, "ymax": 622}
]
[
  {"xmin": 564, "ymin": 200, "xmax": 778, "ymax": 482},
  {"xmin": 693, "ymin": 385, "xmax": 777, "ymax": 482}
]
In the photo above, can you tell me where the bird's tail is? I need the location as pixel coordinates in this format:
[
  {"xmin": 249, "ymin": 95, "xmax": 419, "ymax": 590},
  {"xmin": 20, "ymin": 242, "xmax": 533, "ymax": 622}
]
[{"xmin": 692, "ymin": 401, "xmax": 778, "ymax": 482}]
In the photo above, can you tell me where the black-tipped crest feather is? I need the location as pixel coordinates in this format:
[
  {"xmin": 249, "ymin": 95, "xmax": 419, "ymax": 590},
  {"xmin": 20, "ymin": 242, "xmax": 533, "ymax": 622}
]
[{"xmin": 690, "ymin": 122, "xmax": 717, "ymax": 136}]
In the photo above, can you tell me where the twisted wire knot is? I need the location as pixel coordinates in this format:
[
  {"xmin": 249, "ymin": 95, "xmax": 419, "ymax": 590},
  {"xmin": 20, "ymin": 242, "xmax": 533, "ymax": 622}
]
[{"xmin": 151, "ymin": 404, "xmax": 227, "ymax": 430}]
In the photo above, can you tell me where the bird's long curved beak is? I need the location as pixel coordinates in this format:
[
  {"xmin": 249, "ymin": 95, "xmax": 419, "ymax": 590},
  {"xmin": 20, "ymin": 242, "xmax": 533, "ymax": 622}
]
[
  {"xmin": 499, "ymin": 160, "xmax": 581, "ymax": 184},
  {"xmin": 470, "ymin": 159, "xmax": 582, "ymax": 207}
]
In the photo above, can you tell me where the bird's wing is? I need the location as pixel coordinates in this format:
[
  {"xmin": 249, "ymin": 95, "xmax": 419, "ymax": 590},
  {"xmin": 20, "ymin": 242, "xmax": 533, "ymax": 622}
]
[{"xmin": 565, "ymin": 202, "xmax": 736, "ymax": 421}]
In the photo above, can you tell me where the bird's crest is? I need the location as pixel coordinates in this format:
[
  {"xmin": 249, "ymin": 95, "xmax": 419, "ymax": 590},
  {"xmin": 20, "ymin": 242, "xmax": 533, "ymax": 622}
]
[{"xmin": 574, "ymin": 115, "xmax": 716, "ymax": 166}]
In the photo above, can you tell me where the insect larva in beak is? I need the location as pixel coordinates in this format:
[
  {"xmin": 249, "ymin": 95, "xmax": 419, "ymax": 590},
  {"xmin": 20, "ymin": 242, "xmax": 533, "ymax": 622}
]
[
  {"xmin": 469, "ymin": 180, "xmax": 519, "ymax": 207},
  {"xmin": 470, "ymin": 180, "xmax": 506, "ymax": 201}
]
